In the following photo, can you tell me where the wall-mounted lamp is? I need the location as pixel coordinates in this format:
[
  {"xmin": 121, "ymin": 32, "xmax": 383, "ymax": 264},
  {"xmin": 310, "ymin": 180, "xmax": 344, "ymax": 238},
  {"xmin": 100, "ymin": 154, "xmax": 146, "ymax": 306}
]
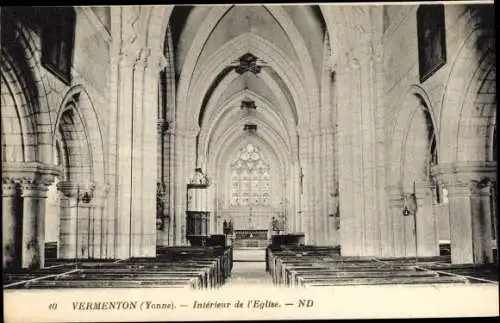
[{"xmin": 401, "ymin": 192, "xmax": 417, "ymax": 217}]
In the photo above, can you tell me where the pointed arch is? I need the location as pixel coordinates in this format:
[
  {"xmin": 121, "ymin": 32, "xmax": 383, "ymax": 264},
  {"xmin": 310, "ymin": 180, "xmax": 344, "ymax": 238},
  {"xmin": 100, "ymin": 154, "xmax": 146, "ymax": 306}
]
[
  {"xmin": 53, "ymin": 85, "xmax": 106, "ymax": 182},
  {"xmin": 439, "ymin": 8, "xmax": 495, "ymax": 163},
  {"xmin": 388, "ymin": 84, "xmax": 438, "ymax": 189}
]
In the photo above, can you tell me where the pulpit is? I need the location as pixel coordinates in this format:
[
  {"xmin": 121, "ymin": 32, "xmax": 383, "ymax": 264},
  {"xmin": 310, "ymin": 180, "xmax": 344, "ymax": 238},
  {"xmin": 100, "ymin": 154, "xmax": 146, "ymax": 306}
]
[{"xmin": 186, "ymin": 168, "xmax": 211, "ymax": 246}]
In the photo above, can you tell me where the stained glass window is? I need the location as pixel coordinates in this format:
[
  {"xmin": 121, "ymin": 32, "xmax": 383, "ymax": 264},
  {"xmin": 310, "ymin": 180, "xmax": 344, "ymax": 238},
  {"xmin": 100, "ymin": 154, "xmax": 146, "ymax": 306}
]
[{"xmin": 230, "ymin": 144, "xmax": 271, "ymax": 207}]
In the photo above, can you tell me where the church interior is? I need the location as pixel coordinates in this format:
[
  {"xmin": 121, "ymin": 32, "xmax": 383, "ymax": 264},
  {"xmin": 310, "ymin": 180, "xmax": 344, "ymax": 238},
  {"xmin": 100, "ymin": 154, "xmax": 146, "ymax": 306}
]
[{"xmin": 2, "ymin": 4, "xmax": 498, "ymax": 290}]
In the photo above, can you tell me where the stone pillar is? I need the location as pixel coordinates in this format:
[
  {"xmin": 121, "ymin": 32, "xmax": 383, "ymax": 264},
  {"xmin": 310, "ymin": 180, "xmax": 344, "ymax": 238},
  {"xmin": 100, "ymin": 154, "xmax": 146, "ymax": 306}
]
[
  {"xmin": 2, "ymin": 163, "xmax": 59, "ymax": 270},
  {"xmin": 294, "ymin": 161, "xmax": 303, "ymax": 234},
  {"xmin": 470, "ymin": 181, "xmax": 494, "ymax": 263},
  {"xmin": 173, "ymin": 128, "xmax": 198, "ymax": 245},
  {"xmin": 298, "ymin": 128, "xmax": 314, "ymax": 245},
  {"xmin": 111, "ymin": 41, "xmax": 165, "ymax": 258},
  {"xmin": 113, "ymin": 48, "xmax": 139, "ymax": 259},
  {"xmin": 446, "ymin": 183, "xmax": 475, "ymax": 264},
  {"xmin": 57, "ymin": 181, "xmax": 78, "ymax": 259},
  {"xmin": 21, "ymin": 181, "xmax": 48, "ymax": 269},
  {"xmin": 433, "ymin": 162, "xmax": 496, "ymax": 264},
  {"xmin": 89, "ymin": 184, "xmax": 110, "ymax": 259},
  {"xmin": 76, "ymin": 196, "xmax": 92, "ymax": 259},
  {"xmin": 57, "ymin": 181, "xmax": 97, "ymax": 259},
  {"xmin": 387, "ymin": 188, "xmax": 403, "ymax": 257},
  {"xmin": 138, "ymin": 49, "xmax": 164, "ymax": 257},
  {"xmin": 167, "ymin": 124, "xmax": 176, "ymax": 246},
  {"xmin": 335, "ymin": 35, "xmax": 382, "ymax": 256},
  {"xmin": 414, "ymin": 182, "xmax": 439, "ymax": 257},
  {"xmin": 20, "ymin": 174, "xmax": 55, "ymax": 269},
  {"xmin": 3, "ymin": 178, "xmax": 21, "ymax": 270}
]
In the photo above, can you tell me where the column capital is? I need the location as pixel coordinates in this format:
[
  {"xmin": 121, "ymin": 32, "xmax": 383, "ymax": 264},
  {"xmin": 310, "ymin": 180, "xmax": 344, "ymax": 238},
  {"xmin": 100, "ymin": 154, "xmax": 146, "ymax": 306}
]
[
  {"xmin": 56, "ymin": 180, "xmax": 97, "ymax": 204},
  {"xmin": 56, "ymin": 181, "xmax": 79, "ymax": 198},
  {"xmin": 144, "ymin": 49, "xmax": 168, "ymax": 74},
  {"xmin": 3, "ymin": 162, "xmax": 60, "ymax": 189},
  {"xmin": 431, "ymin": 161, "xmax": 497, "ymax": 188},
  {"xmin": 2, "ymin": 178, "xmax": 19, "ymax": 197}
]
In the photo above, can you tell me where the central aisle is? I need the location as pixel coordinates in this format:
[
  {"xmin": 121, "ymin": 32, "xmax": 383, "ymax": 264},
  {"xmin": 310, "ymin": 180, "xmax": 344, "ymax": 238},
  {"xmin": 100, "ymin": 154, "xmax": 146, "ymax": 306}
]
[{"xmin": 224, "ymin": 248, "xmax": 273, "ymax": 287}]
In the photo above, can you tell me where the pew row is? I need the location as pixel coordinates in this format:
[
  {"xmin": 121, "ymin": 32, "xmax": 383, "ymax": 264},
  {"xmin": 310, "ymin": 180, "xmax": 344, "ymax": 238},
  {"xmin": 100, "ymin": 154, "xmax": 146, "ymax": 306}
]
[
  {"xmin": 4, "ymin": 246, "xmax": 233, "ymax": 290},
  {"xmin": 266, "ymin": 245, "xmax": 470, "ymax": 287}
]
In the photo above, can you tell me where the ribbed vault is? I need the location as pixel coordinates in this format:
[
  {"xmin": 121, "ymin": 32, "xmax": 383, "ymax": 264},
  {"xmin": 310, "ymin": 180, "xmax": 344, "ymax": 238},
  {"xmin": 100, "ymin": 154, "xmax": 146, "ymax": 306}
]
[{"xmin": 155, "ymin": 5, "xmax": 328, "ymax": 234}]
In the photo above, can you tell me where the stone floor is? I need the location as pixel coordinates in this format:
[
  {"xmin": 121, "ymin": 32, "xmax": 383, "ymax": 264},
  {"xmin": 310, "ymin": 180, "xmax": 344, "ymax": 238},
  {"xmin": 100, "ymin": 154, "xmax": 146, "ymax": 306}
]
[
  {"xmin": 224, "ymin": 248, "xmax": 272, "ymax": 287},
  {"xmin": 232, "ymin": 248, "xmax": 266, "ymax": 262}
]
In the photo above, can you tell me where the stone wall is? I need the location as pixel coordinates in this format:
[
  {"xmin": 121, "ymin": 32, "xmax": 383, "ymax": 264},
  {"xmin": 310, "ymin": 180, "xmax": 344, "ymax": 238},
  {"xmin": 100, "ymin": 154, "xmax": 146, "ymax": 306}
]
[{"xmin": 383, "ymin": 4, "xmax": 496, "ymax": 262}]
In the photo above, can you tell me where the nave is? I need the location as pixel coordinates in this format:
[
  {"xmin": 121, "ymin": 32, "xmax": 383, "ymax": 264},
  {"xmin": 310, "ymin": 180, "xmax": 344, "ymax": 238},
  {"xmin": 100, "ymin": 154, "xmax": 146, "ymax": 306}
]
[
  {"xmin": 4, "ymin": 239, "xmax": 498, "ymax": 290},
  {"xmin": 1, "ymin": 4, "xmax": 497, "ymax": 308}
]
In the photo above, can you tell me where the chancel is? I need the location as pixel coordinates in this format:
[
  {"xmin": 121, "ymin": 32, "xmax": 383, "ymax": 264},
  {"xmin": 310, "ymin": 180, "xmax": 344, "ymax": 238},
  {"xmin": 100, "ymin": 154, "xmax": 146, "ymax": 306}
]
[{"xmin": 1, "ymin": 3, "xmax": 497, "ymax": 292}]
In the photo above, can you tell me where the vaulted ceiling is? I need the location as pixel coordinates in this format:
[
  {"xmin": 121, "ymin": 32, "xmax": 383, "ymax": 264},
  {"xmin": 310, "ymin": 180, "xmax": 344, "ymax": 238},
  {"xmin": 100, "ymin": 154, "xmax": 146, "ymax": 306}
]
[{"xmin": 167, "ymin": 5, "xmax": 327, "ymax": 172}]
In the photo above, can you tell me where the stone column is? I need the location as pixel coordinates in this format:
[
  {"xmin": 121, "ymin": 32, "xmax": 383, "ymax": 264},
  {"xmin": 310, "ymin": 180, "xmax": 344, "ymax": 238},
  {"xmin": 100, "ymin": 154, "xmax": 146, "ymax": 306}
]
[
  {"xmin": 433, "ymin": 162, "xmax": 496, "ymax": 264},
  {"xmin": 387, "ymin": 188, "xmax": 404, "ymax": 257},
  {"xmin": 137, "ymin": 49, "xmax": 165, "ymax": 257},
  {"xmin": 298, "ymin": 128, "xmax": 314, "ymax": 245},
  {"xmin": 57, "ymin": 181, "xmax": 96, "ymax": 259},
  {"xmin": 20, "ymin": 172, "xmax": 56, "ymax": 269},
  {"xmin": 113, "ymin": 47, "xmax": 139, "ymax": 259},
  {"xmin": 414, "ymin": 182, "xmax": 439, "ymax": 257},
  {"xmin": 112, "ymin": 43, "xmax": 165, "ymax": 258},
  {"xmin": 57, "ymin": 181, "xmax": 78, "ymax": 259},
  {"xmin": 446, "ymin": 182, "xmax": 475, "ymax": 264},
  {"xmin": 470, "ymin": 181, "xmax": 494, "ymax": 263},
  {"xmin": 89, "ymin": 184, "xmax": 110, "ymax": 259},
  {"xmin": 172, "ymin": 128, "xmax": 198, "ymax": 245},
  {"xmin": 166, "ymin": 122, "xmax": 176, "ymax": 246},
  {"xmin": 3, "ymin": 178, "xmax": 21, "ymax": 270},
  {"xmin": 76, "ymin": 193, "xmax": 93, "ymax": 259},
  {"xmin": 335, "ymin": 36, "xmax": 382, "ymax": 256}
]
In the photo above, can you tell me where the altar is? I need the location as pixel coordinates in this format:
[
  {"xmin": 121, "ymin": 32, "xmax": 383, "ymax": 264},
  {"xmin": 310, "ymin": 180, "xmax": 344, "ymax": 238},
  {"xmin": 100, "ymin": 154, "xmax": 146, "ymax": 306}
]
[{"xmin": 232, "ymin": 229, "xmax": 269, "ymax": 248}]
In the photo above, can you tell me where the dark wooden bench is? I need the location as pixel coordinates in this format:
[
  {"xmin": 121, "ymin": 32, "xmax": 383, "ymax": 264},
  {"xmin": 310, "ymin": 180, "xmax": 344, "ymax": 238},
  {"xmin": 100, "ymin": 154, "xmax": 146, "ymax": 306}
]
[
  {"xmin": 266, "ymin": 245, "xmax": 473, "ymax": 287},
  {"xmin": 6, "ymin": 246, "xmax": 233, "ymax": 290}
]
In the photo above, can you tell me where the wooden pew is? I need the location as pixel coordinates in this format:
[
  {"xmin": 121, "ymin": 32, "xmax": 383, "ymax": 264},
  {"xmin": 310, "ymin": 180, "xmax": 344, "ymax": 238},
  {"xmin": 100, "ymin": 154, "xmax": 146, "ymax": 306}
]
[
  {"xmin": 266, "ymin": 245, "xmax": 472, "ymax": 287},
  {"xmin": 6, "ymin": 245, "xmax": 234, "ymax": 290},
  {"xmin": 300, "ymin": 275, "xmax": 467, "ymax": 287},
  {"xmin": 25, "ymin": 277, "xmax": 198, "ymax": 289}
]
